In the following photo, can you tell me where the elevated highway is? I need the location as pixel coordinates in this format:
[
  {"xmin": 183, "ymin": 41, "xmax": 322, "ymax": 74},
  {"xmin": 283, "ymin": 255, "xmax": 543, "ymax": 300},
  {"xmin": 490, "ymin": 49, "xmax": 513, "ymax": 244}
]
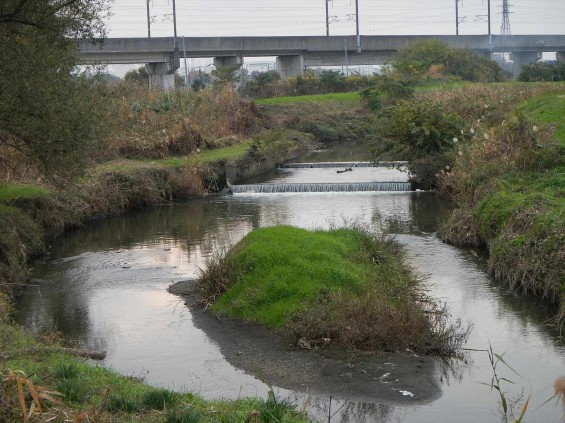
[{"xmin": 79, "ymin": 35, "xmax": 565, "ymax": 88}]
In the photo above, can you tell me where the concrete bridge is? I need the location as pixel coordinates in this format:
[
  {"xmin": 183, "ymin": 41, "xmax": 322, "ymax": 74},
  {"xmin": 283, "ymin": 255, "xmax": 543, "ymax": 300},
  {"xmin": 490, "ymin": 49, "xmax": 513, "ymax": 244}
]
[{"xmin": 79, "ymin": 35, "xmax": 565, "ymax": 89}]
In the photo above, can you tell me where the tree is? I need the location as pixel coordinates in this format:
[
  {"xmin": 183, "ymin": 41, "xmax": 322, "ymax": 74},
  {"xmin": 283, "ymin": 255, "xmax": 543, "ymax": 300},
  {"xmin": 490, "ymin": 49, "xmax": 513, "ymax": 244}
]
[
  {"xmin": 394, "ymin": 39, "xmax": 505, "ymax": 82},
  {"xmin": 0, "ymin": 0, "xmax": 110, "ymax": 180},
  {"xmin": 211, "ymin": 65, "xmax": 241, "ymax": 87},
  {"xmin": 124, "ymin": 66, "xmax": 150, "ymax": 85}
]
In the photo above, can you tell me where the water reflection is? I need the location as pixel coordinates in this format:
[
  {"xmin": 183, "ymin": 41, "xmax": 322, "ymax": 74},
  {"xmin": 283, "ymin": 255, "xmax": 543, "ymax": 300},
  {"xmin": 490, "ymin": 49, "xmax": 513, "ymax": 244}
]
[{"xmin": 17, "ymin": 179, "xmax": 565, "ymax": 422}]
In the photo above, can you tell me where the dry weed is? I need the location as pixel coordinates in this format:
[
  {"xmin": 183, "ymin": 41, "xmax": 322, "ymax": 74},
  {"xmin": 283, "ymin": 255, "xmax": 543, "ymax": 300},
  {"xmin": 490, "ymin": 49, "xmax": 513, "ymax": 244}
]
[
  {"xmin": 555, "ymin": 376, "xmax": 565, "ymax": 407},
  {"xmin": 2, "ymin": 369, "xmax": 64, "ymax": 422}
]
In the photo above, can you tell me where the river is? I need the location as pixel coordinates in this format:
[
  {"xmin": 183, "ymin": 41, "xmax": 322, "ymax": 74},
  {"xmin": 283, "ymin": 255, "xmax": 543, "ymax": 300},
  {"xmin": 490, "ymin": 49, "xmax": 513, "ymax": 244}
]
[{"xmin": 17, "ymin": 147, "xmax": 565, "ymax": 422}]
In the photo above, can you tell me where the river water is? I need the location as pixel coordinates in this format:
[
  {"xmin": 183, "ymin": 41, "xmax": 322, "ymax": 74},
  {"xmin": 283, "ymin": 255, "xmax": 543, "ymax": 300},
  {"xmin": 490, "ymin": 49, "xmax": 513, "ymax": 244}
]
[{"xmin": 17, "ymin": 149, "xmax": 565, "ymax": 422}]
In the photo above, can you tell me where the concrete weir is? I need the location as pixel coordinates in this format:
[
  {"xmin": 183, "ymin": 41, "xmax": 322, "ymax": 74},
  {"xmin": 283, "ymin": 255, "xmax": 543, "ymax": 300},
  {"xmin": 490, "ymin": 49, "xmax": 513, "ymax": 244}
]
[
  {"xmin": 228, "ymin": 181, "xmax": 413, "ymax": 194},
  {"xmin": 280, "ymin": 161, "xmax": 408, "ymax": 168}
]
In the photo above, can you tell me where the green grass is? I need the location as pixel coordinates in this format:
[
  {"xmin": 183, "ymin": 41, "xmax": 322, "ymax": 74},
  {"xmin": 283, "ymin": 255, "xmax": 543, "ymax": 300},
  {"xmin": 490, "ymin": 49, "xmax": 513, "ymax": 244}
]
[
  {"xmin": 199, "ymin": 226, "xmax": 468, "ymax": 355},
  {"xmin": 517, "ymin": 92, "xmax": 565, "ymax": 145},
  {"xmin": 212, "ymin": 226, "xmax": 373, "ymax": 326},
  {"xmin": 0, "ymin": 295, "xmax": 309, "ymax": 422},
  {"xmin": 441, "ymin": 87, "xmax": 565, "ymax": 308},
  {"xmin": 157, "ymin": 142, "xmax": 253, "ymax": 166},
  {"xmin": 256, "ymin": 91, "xmax": 361, "ymax": 105},
  {"xmin": 93, "ymin": 142, "xmax": 253, "ymax": 174},
  {"xmin": 414, "ymin": 80, "xmax": 470, "ymax": 91},
  {"xmin": 189, "ymin": 142, "xmax": 252, "ymax": 164},
  {"xmin": 0, "ymin": 184, "xmax": 51, "ymax": 203}
]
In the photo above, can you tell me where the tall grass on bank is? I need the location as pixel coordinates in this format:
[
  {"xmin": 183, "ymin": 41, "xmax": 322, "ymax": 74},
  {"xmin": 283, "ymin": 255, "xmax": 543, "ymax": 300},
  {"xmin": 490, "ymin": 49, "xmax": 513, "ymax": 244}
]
[
  {"xmin": 196, "ymin": 225, "xmax": 470, "ymax": 356},
  {"xmin": 371, "ymin": 83, "xmax": 564, "ymax": 188},
  {"xmin": 437, "ymin": 92, "xmax": 565, "ymax": 319},
  {"xmin": 102, "ymin": 84, "xmax": 257, "ymax": 161}
]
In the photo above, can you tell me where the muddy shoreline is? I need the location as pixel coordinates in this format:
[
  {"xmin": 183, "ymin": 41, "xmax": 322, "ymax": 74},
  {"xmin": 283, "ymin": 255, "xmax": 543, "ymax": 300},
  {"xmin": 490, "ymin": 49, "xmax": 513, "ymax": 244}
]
[{"xmin": 168, "ymin": 280, "xmax": 443, "ymax": 405}]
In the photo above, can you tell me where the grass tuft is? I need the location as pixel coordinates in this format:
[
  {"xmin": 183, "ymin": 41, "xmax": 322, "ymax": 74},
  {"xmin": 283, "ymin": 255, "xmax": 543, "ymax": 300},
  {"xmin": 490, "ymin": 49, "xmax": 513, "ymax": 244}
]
[{"xmin": 141, "ymin": 388, "xmax": 181, "ymax": 410}]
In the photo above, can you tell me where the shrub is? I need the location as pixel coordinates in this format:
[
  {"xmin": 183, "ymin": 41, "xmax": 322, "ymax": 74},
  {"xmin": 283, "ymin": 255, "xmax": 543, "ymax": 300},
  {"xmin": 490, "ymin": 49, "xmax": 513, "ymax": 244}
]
[
  {"xmin": 319, "ymin": 70, "xmax": 347, "ymax": 92},
  {"xmin": 360, "ymin": 75, "xmax": 415, "ymax": 111},
  {"xmin": 394, "ymin": 39, "xmax": 505, "ymax": 82},
  {"xmin": 383, "ymin": 99, "xmax": 466, "ymax": 156},
  {"xmin": 518, "ymin": 61, "xmax": 565, "ymax": 82}
]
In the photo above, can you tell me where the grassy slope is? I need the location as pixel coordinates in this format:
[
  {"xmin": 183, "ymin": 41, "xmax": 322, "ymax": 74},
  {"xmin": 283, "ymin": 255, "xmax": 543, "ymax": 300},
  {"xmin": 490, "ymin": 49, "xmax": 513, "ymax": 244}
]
[
  {"xmin": 0, "ymin": 300, "xmax": 309, "ymax": 422},
  {"xmin": 442, "ymin": 89, "xmax": 565, "ymax": 308},
  {"xmin": 488, "ymin": 92, "xmax": 565, "ymax": 298}
]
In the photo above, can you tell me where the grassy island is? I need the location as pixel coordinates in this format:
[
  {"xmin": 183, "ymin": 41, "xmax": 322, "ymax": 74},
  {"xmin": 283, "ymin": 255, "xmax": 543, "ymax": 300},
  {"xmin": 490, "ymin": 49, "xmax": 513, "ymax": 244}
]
[{"xmin": 197, "ymin": 226, "xmax": 468, "ymax": 355}]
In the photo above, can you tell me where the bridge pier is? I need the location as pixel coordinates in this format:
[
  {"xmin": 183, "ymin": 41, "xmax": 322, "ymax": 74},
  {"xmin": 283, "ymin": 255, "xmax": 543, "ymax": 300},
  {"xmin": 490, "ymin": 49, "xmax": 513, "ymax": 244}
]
[
  {"xmin": 276, "ymin": 55, "xmax": 304, "ymax": 79},
  {"xmin": 510, "ymin": 51, "xmax": 542, "ymax": 77},
  {"xmin": 557, "ymin": 52, "xmax": 565, "ymax": 62},
  {"xmin": 213, "ymin": 56, "xmax": 243, "ymax": 68},
  {"xmin": 145, "ymin": 53, "xmax": 179, "ymax": 90},
  {"xmin": 146, "ymin": 63, "xmax": 175, "ymax": 90}
]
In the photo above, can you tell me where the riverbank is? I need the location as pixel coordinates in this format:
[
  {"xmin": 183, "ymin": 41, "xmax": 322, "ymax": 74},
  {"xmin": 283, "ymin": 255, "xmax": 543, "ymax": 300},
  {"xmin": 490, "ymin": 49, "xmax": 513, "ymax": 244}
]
[
  {"xmin": 436, "ymin": 89, "xmax": 565, "ymax": 320},
  {"xmin": 0, "ymin": 294, "xmax": 309, "ymax": 421}
]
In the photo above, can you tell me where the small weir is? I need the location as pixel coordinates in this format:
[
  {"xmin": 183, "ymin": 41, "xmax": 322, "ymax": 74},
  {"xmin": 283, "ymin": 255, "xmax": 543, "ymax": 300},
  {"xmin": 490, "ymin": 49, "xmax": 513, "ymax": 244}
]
[
  {"xmin": 229, "ymin": 181, "xmax": 413, "ymax": 194},
  {"xmin": 281, "ymin": 161, "xmax": 408, "ymax": 168}
]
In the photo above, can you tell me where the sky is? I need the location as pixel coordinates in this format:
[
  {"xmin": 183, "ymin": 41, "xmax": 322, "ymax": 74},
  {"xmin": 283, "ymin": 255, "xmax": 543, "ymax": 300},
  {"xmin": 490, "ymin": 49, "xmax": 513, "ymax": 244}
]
[
  {"xmin": 103, "ymin": 0, "xmax": 565, "ymax": 75},
  {"xmin": 106, "ymin": 0, "xmax": 565, "ymax": 37}
]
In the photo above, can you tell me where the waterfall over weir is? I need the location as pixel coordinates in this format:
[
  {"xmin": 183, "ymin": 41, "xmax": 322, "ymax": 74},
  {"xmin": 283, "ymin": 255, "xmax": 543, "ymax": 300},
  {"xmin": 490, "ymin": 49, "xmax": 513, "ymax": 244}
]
[
  {"xmin": 229, "ymin": 182, "xmax": 413, "ymax": 194},
  {"xmin": 280, "ymin": 161, "xmax": 408, "ymax": 169}
]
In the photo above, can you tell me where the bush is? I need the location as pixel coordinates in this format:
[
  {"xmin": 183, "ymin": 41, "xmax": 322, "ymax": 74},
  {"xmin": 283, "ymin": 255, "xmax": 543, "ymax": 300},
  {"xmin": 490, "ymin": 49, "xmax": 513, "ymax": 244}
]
[
  {"xmin": 319, "ymin": 70, "xmax": 347, "ymax": 92},
  {"xmin": 383, "ymin": 100, "xmax": 466, "ymax": 156},
  {"xmin": 360, "ymin": 75, "xmax": 415, "ymax": 111},
  {"xmin": 394, "ymin": 39, "xmax": 505, "ymax": 82},
  {"xmin": 518, "ymin": 61, "xmax": 565, "ymax": 82}
]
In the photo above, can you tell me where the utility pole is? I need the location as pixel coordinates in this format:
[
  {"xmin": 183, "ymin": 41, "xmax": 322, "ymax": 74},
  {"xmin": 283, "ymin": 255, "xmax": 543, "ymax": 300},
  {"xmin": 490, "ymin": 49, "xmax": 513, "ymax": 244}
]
[
  {"xmin": 487, "ymin": 0, "xmax": 491, "ymax": 37},
  {"xmin": 344, "ymin": 39, "xmax": 349, "ymax": 77},
  {"xmin": 146, "ymin": 0, "xmax": 151, "ymax": 38},
  {"xmin": 172, "ymin": 0, "xmax": 178, "ymax": 48},
  {"xmin": 355, "ymin": 0, "xmax": 361, "ymax": 53},
  {"xmin": 183, "ymin": 36, "xmax": 188, "ymax": 86},
  {"xmin": 488, "ymin": 0, "xmax": 492, "ymax": 50},
  {"xmin": 325, "ymin": 0, "xmax": 330, "ymax": 36},
  {"xmin": 455, "ymin": 0, "xmax": 459, "ymax": 36},
  {"xmin": 501, "ymin": 0, "xmax": 511, "ymax": 35}
]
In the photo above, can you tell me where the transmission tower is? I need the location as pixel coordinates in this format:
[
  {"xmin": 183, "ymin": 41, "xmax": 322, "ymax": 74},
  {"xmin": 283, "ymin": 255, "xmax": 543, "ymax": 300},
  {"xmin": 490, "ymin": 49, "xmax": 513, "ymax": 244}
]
[{"xmin": 501, "ymin": 0, "xmax": 511, "ymax": 35}]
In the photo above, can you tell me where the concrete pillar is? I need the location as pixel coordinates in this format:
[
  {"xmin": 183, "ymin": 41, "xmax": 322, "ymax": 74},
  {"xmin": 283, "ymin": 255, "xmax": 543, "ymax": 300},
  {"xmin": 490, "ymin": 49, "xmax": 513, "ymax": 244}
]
[
  {"xmin": 213, "ymin": 56, "xmax": 243, "ymax": 68},
  {"xmin": 557, "ymin": 52, "xmax": 565, "ymax": 62},
  {"xmin": 146, "ymin": 62, "xmax": 175, "ymax": 90},
  {"xmin": 510, "ymin": 51, "xmax": 542, "ymax": 77},
  {"xmin": 276, "ymin": 55, "xmax": 304, "ymax": 79}
]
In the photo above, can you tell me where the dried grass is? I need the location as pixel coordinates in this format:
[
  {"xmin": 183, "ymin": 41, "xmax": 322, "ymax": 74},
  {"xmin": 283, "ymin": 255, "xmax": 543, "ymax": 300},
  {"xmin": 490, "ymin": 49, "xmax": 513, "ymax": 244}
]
[
  {"xmin": 102, "ymin": 84, "xmax": 257, "ymax": 161},
  {"xmin": 555, "ymin": 376, "xmax": 565, "ymax": 407}
]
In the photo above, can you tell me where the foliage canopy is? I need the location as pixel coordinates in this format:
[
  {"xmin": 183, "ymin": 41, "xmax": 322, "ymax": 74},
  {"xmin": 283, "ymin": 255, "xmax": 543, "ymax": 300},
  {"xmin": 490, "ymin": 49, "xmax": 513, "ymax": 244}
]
[
  {"xmin": 0, "ymin": 0, "xmax": 110, "ymax": 180},
  {"xmin": 394, "ymin": 39, "xmax": 505, "ymax": 82}
]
